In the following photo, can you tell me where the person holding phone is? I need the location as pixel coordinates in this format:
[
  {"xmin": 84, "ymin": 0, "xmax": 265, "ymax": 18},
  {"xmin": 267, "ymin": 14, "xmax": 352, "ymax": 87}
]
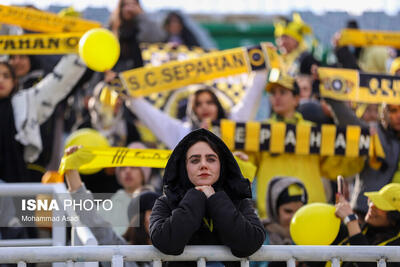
[{"xmin": 334, "ymin": 183, "xmax": 400, "ymax": 267}]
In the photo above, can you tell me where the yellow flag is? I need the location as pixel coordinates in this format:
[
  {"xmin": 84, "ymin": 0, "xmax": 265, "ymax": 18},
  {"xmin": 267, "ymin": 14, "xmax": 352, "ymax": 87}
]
[
  {"xmin": 339, "ymin": 29, "xmax": 400, "ymax": 49},
  {"xmin": 0, "ymin": 4, "xmax": 100, "ymax": 33},
  {"xmin": 0, "ymin": 33, "xmax": 83, "ymax": 54}
]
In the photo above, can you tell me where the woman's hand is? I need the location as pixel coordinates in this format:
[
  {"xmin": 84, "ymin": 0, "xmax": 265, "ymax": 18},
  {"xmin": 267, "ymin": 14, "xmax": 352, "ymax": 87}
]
[
  {"xmin": 64, "ymin": 145, "xmax": 83, "ymax": 192},
  {"xmin": 195, "ymin": 186, "xmax": 215, "ymax": 198},
  {"xmin": 335, "ymin": 194, "xmax": 353, "ymax": 220}
]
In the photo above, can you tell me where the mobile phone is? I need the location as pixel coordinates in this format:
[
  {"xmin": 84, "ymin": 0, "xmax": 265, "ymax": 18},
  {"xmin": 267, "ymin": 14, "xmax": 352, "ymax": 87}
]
[{"xmin": 337, "ymin": 175, "xmax": 344, "ymax": 195}]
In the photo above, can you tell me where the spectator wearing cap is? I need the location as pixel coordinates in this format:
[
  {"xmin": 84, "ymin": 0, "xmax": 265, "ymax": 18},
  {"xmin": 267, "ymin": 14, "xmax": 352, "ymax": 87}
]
[
  {"xmin": 98, "ymin": 142, "xmax": 152, "ymax": 235},
  {"xmin": 251, "ymin": 177, "xmax": 308, "ymax": 267},
  {"xmin": 325, "ymin": 82, "xmax": 400, "ymax": 216},
  {"xmin": 273, "ymin": 13, "xmax": 318, "ymax": 76},
  {"xmin": 239, "ymin": 72, "xmax": 364, "ymax": 219},
  {"xmin": 334, "ymin": 183, "xmax": 400, "ymax": 267}
]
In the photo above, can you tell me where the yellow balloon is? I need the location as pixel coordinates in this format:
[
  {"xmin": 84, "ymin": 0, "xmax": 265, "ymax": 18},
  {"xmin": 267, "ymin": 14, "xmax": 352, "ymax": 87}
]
[
  {"xmin": 79, "ymin": 28, "xmax": 120, "ymax": 72},
  {"xmin": 64, "ymin": 128, "xmax": 109, "ymax": 175},
  {"xmin": 290, "ymin": 203, "xmax": 341, "ymax": 245}
]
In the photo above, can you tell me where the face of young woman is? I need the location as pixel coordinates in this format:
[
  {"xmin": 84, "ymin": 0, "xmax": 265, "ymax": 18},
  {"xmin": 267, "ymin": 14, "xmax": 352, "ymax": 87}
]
[
  {"xmin": 193, "ymin": 92, "xmax": 219, "ymax": 122},
  {"xmin": 278, "ymin": 201, "xmax": 304, "ymax": 229},
  {"xmin": 118, "ymin": 166, "xmax": 144, "ymax": 194},
  {"xmin": 9, "ymin": 55, "xmax": 31, "ymax": 78},
  {"xmin": 365, "ymin": 200, "xmax": 391, "ymax": 227},
  {"xmin": 0, "ymin": 64, "xmax": 15, "ymax": 99},
  {"xmin": 121, "ymin": 0, "xmax": 141, "ymax": 20},
  {"xmin": 186, "ymin": 141, "xmax": 220, "ymax": 186},
  {"xmin": 269, "ymin": 85, "xmax": 299, "ymax": 118},
  {"xmin": 166, "ymin": 15, "xmax": 183, "ymax": 35}
]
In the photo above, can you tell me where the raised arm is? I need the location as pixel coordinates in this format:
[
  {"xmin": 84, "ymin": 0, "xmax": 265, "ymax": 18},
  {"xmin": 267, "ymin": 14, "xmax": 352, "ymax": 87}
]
[
  {"xmin": 64, "ymin": 146, "xmax": 129, "ymax": 247},
  {"xmin": 324, "ymin": 98, "xmax": 368, "ymax": 127},
  {"xmin": 230, "ymin": 70, "xmax": 268, "ymax": 122},
  {"xmin": 126, "ymin": 97, "xmax": 190, "ymax": 148}
]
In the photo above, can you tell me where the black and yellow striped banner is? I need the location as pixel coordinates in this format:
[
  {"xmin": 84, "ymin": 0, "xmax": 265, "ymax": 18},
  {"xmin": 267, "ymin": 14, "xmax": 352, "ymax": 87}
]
[
  {"xmin": 0, "ymin": 4, "xmax": 100, "ymax": 33},
  {"xmin": 318, "ymin": 67, "xmax": 400, "ymax": 104},
  {"xmin": 0, "ymin": 33, "xmax": 83, "ymax": 54},
  {"xmin": 119, "ymin": 44, "xmax": 271, "ymax": 97},
  {"xmin": 209, "ymin": 119, "xmax": 385, "ymax": 158},
  {"xmin": 338, "ymin": 29, "xmax": 400, "ymax": 49}
]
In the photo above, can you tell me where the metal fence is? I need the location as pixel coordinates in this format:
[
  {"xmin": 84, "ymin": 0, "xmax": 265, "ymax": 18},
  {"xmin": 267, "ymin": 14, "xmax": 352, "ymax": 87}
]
[
  {"xmin": 0, "ymin": 245, "xmax": 399, "ymax": 267},
  {"xmin": 0, "ymin": 183, "xmax": 98, "ymax": 267}
]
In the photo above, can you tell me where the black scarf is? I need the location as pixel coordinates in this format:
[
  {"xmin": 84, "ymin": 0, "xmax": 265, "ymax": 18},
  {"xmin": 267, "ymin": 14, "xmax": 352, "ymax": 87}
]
[{"xmin": 0, "ymin": 97, "xmax": 28, "ymax": 182}]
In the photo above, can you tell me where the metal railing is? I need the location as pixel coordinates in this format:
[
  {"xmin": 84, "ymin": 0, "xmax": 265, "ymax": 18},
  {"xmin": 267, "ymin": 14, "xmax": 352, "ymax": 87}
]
[
  {"xmin": 0, "ymin": 183, "xmax": 98, "ymax": 267},
  {"xmin": 0, "ymin": 245, "xmax": 399, "ymax": 267}
]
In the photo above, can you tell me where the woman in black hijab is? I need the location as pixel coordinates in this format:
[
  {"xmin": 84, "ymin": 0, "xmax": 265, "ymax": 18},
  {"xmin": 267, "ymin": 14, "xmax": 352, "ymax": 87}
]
[{"xmin": 150, "ymin": 128, "xmax": 265, "ymax": 267}]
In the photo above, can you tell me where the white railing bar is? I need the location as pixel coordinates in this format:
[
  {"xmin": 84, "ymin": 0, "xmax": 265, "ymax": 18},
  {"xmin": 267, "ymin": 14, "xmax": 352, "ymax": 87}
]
[
  {"xmin": 240, "ymin": 259, "xmax": 250, "ymax": 267},
  {"xmin": 0, "ymin": 183, "xmax": 57, "ymax": 196},
  {"xmin": 287, "ymin": 258, "xmax": 296, "ymax": 267},
  {"xmin": 17, "ymin": 261, "xmax": 27, "ymax": 267},
  {"xmin": 197, "ymin": 257, "xmax": 206, "ymax": 267},
  {"xmin": 111, "ymin": 255, "xmax": 123, "ymax": 267},
  {"xmin": 152, "ymin": 260, "xmax": 162, "ymax": 267},
  {"xmin": 378, "ymin": 258, "xmax": 387, "ymax": 267},
  {"xmin": 0, "ymin": 239, "xmax": 53, "ymax": 247},
  {"xmin": 331, "ymin": 257, "xmax": 340, "ymax": 267},
  {"xmin": 0, "ymin": 245, "xmax": 398, "ymax": 263}
]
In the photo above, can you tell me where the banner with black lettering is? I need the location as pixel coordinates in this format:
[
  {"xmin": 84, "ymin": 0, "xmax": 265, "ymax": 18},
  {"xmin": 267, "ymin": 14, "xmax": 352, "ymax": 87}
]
[
  {"xmin": 119, "ymin": 44, "xmax": 270, "ymax": 97},
  {"xmin": 0, "ymin": 33, "xmax": 83, "ymax": 54},
  {"xmin": 139, "ymin": 43, "xmax": 250, "ymax": 116},
  {"xmin": 318, "ymin": 67, "xmax": 400, "ymax": 104},
  {"xmin": 338, "ymin": 29, "xmax": 400, "ymax": 49},
  {"xmin": 209, "ymin": 119, "xmax": 385, "ymax": 158},
  {"xmin": 0, "ymin": 4, "xmax": 100, "ymax": 33}
]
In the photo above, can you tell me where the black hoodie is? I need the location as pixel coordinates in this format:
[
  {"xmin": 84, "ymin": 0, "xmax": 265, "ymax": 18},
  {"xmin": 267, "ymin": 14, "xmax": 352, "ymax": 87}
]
[{"xmin": 149, "ymin": 129, "xmax": 265, "ymax": 266}]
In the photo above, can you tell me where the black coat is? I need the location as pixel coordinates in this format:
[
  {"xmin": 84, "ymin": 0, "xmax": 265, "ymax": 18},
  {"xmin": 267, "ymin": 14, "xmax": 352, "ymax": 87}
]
[{"xmin": 150, "ymin": 129, "xmax": 265, "ymax": 267}]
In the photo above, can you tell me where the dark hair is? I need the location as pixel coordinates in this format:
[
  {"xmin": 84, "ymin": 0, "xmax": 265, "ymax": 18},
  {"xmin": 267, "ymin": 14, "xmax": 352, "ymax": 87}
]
[
  {"xmin": 184, "ymin": 135, "xmax": 222, "ymax": 161},
  {"xmin": 192, "ymin": 88, "xmax": 226, "ymax": 120},
  {"xmin": 109, "ymin": 0, "xmax": 140, "ymax": 35},
  {"xmin": 292, "ymin": 81, "xmax": 300, "ymax": 96},
  {"xmin": 163, "ymin": 11, "xmax": 199, "ymax": 47},
  {"xmin": 123, "ymin": 211, "xmax": 149, "ymax": 245},
  {"xmin": 0, "ymin": 61, "xmax": 18, "ymax": 97}
]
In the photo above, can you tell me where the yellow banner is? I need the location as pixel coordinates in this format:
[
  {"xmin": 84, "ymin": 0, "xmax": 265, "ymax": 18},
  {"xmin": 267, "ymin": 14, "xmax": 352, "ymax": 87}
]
[
  {"xmin": 59, "ymin": 147, "xmax": 256, "ymax": 180},
  {"xmin": 0, "ymin": 4, "xmax": 100, "ymax": 33},
  {"xmin": 338, "ymin": 29, "xmax": 400, "ymax": 49},
  {"xmin": 120, "ymin": 44, "xmax": 269, "ymax": 97},
  {"xmin": 0, "ymin": 33, "xmax": 83, "ymax": 54},
  {"xmin": 318, "ymin": 67, "xmax": 400, "ymax": 104},
  {"xmin": 209, "ymin": 119, "xmax": 385, "ymax": 158}
]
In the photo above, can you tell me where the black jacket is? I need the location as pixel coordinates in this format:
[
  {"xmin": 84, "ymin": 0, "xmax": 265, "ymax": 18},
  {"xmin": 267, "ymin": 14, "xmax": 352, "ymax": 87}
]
[{"xmin": 150, "ymin": 129, "xmax": 265, "ymax": 266}]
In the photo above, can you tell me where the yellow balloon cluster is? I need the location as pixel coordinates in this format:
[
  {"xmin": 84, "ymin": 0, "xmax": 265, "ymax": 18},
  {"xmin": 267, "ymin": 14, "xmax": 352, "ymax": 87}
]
[
  {"xmin": 290, "ymin": 203, "xmax": 341, "ymax": 245},
  {"xmin": 64, "ymin": 128, "xmax": 109, "ymax": 175},
  {"xmin": 79, "ymin": 28, "xmax": 120, "ymax": 72}
]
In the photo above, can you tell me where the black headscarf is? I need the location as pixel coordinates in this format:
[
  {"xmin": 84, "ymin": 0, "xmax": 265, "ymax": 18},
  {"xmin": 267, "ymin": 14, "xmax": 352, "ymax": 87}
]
[{"xmin": 162, "ymin": 128, "xmax": 251, "ymax": 206}]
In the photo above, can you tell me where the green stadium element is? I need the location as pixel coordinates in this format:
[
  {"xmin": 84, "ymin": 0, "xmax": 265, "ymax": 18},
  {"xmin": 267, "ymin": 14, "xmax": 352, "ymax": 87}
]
[{"xmin": 200, "ymin": 22, "xmax": 275, "ymax": 49}]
